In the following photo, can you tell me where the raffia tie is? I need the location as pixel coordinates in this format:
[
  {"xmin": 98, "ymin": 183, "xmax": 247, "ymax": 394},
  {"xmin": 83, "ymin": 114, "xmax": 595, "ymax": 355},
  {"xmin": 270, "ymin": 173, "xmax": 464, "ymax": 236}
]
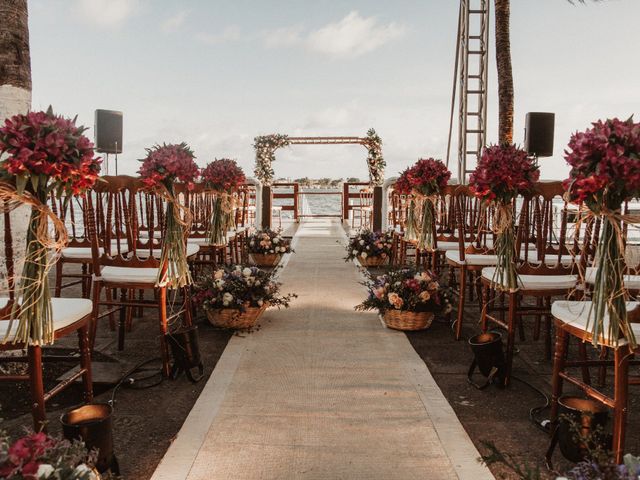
[
  {"xmin": 153, "ymin": 184, "xmax": 194, "ymax": 241},
  {"xmin": 491, "ymin": 202, "xmax": 514, "ymax": 236},
  {"xmin": 0, "ymin": 181, "xmax": 68, "ymax": 344}
]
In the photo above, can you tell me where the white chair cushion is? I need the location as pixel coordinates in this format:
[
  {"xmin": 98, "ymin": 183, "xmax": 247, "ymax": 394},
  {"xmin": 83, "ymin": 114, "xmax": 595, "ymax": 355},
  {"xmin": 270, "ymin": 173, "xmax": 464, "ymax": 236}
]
[
  {"xmin": 100, "ymin": 266, "xmax": 160, "ymax": 285},
  {"xmin": 551, "ymin": 300, "xmax": 640, "ymax": 345},
  {"xmin": 62, "ymin": 242, "xmax": 130, "ymax": 260},
  {"xmin": 585, "ymin": 267, "xmax": 640, "ymax": 290},
  {"xmin": 436, "ymin": 241, "xmax": 463, "ymax": 252},
  {"xmin": 187, "ymin": 231, "xmax": 239, "ymax": 246},
  {"xmin": 445, "ymin": 250, "xmax": 499, "ymax": 266},
  {"xmin": 136, "ymin": 243, "xmax": 200, "ymax": 259},
  {"xmin": 0, "ymin": 297, "xmax": 92, "ymax": 341},
  {"xmin": 482, "ymin": 267, "xmax": 577, "ymax": 290}
]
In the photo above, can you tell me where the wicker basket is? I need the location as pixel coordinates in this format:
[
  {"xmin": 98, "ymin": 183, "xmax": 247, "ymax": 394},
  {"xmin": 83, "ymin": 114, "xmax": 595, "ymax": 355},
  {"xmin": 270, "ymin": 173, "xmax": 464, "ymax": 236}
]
[
  {"xmin": 382, "ymin": 310, "xmax": 434, "ymax": 331},
  {"xmin": 249, "ymin": 253, "xmax": 282, "ymax": 267},
  {"xmin": 206, "ymin": 302, "xmax": 269, "ymax": 329},
  {"xmin": 358, "ymin": 255, "xmax": 388, "ymax": 267}
]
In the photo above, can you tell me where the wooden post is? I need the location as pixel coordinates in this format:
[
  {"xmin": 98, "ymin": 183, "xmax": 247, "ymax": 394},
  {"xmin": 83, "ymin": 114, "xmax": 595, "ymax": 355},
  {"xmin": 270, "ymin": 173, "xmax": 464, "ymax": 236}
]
[
  {"xmin": 343, "ymin": 183, "xmax": 350, "ymax": 221},
  {"xmin": 262, "ymin": 185, "xmax": 272, "ymax": 230},
  {"xmin": 293, "ymin": 183, "xmax": 299, "ymax": 222},
  {"xmin": 372, "ymin": 186, "xmax": 383, "ymax": 231}
]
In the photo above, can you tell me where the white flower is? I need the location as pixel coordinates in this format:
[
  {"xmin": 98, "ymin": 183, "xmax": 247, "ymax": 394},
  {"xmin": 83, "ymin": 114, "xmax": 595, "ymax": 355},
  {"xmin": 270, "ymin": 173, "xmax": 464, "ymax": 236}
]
[
  {"xmin": 37, "ymin": 464, "xmax": 55, "ymax": 478},
  {"xmin": 74, "ymin": 464, "xmax": 98, "ymax": 480},
  {"xmin": 242, "ymin": 267, "xmax": 252, "ymax": 277},
  {"xmin": 214, "ymin": 270, "xmax": 224, "ymax": 280},
  {"xmin": 222, "ymin": 292, "xmax": 233, "ymax": 306},
  {"xmin": 352, "ymin": 249, "xmax": 358, "ymax": 255},
  {"xmin": 361, "ymin": 252, "xmax": 368, "ymax": 258},
  {"xmin": 365, "ymin": 245, "xmax": 370, "ymax": 250},
  {"xmin": 359, "ymin": 239, "xmax": 365, "ymax": 245},
  {"xmin": 273, "ymin": 237, "xmax": 280, "ymax": 244},
  {"xmin": 255, "ymin": 280, "xmax": 261, "ymax": 286},
  {"xmin": 280, "ymin": 246, "xmax": 287, "ymax": 253},
  {"xmin": 257, "ymin": 299, "xmax": 264, "ymax": 306}
]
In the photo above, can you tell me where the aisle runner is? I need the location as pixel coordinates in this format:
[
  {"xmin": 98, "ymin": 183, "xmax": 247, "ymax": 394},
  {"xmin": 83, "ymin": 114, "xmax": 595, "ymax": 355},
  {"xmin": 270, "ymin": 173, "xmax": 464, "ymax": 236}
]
[{"xmin": 152, "ymin": 219, "xmax": 493, "ymax": 480}]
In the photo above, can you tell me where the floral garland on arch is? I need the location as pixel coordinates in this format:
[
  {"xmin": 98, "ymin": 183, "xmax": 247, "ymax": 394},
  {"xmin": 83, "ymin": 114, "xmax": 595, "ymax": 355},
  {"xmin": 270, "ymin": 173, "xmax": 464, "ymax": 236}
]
[
  {"xmin": 363, "ymin": 128, "xmax": 385, "ymax": 186},
  {"xmin": 138, "ymin": 142, "xmax": 199, "ymax": 289},
  {"xmin": 253, "ymin": 134, "xmax": 290, "ymax": 185},
  {"xmin": 469, "ymin": 144, "xmax": 539, "ymax": 292},
  {"xmin": 0, "ymin": 107, "xmax": 101, "ymax": 346},
  {"xmin": 563, "ymin": 117, "xmax": 640, "ymax": 347},
  {"xmin": 201, "ymin": 158, "xmax": 246, "ymax": 246}
]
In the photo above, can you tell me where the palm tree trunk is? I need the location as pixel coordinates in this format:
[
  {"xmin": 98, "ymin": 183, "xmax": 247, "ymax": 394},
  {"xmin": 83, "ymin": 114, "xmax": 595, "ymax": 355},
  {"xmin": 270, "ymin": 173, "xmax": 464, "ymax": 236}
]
[
  {"xmin": 0, "ymin": 0, "xmax": 32, "ymax": 118},
  {"xmin": 494, "ymin": 0, "xmax": 514, "ymax": 145}
]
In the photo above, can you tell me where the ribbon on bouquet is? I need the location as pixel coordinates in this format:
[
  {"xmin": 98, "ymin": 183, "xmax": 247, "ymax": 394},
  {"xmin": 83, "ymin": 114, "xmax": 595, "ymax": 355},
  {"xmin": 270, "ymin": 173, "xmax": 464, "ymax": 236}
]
[
  {"xmin": 488, "ymin": 202, "xmax": 518, "ymax": 292},
  {"xmin": 414, "ymin": 192, "xmax": 439, "ymax": 252},
  {"xmin": 0, "ymin": 181, "xmax": 69, "ymax": 345}
]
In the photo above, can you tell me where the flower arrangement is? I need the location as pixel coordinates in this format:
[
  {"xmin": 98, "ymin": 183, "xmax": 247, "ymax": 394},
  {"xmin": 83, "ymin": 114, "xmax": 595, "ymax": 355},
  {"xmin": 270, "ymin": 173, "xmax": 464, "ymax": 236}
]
[
  {"xmin": 201, "ymin": 159, "xmax": 246, "ymax": 246},
  {"xmin": 253, "ymin": 134, "xmax": 290, "ymax": 185},
  {"xmin": 247, "ymin": 229, "xmax": 293, "ymax": 267},
  {"xmin": 563, "ymin": 117, "xmax": 640, "ymax": 346},
  {"xmin": 0, "ymin": 431, "xmax": 98, "ymax": 479},
  {"xmin": 0, "ymin": 107, "xmax": 101, "ymax": 345},
  {"xmin": 363, "ymin": 128, "xmax": 385, "ymax": 186},
  {"xmin": 194, "ymin": 265, "xmax": 296, "ymax": 328},
  {"xmin": 405, "ymin": 158, "xmax": 451, "ymax": 251},
  {"xmin": 345, "ymin": 229, "xmax": 394, "ymax": 266},
  {"xmin": 355, "ymin": 267, "xmax": 451, "ymax": 314},
  {"xmin": 138, "ymin": 142, "xmax": 199, "ymax": 289},
  {"xmin": 469, "ymin": 144, "xmax": 539, "ymax": 291},
  {"xmin": 395, "ymin": 167, "xmax": 419, "ymax": 242}
]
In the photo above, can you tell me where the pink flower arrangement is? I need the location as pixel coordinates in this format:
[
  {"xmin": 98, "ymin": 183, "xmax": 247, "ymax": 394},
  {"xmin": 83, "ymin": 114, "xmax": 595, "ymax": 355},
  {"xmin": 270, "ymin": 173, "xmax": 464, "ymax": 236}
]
[
  {"xmin": 138, "ymin": 142, "xmax": 199, "ymax": 190},
  {"xmin": 0, "ymin": 109, "xmax": 101, "ymax": 195},
  {"xmin": 201, "ymin": 158, "xmax": 246, "ymax": 193},
  {"xmin": 469, "ymin": 144, "xmax": 539, "ymax": 203},
  {"xmin": 563, "ymin": 117, "xmax": 640, "ymax": 210}
]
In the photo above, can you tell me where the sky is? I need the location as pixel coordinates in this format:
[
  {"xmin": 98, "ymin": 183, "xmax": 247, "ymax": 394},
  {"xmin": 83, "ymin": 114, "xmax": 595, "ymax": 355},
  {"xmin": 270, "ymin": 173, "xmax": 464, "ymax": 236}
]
[{"xmin": 27, "ymin": 0, "xmax": 640, "ymax": 182}]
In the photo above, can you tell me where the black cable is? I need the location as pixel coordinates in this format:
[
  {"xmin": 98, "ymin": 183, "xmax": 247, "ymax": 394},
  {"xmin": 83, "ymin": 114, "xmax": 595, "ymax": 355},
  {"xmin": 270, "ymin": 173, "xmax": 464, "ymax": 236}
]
[
  {"xmin": 109, "ymin": 357, "xmax": 163, "ymax": 406},
  {"xmin": 511, "ymin": 375, "xmax": 551, "ymax": 434}
]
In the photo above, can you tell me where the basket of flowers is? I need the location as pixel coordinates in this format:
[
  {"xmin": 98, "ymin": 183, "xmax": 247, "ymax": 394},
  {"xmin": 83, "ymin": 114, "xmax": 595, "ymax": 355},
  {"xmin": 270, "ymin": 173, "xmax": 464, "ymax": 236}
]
[
  {"xmin": 194, "ymin": 265, "xmax": 296, "ymax": 329},
  {"xmin": 247, "ymin": 229, "xmax": 293, "ymax": 267},
  {"xmin": 345, "ymin": 229, "xmax": 394, "ymax": 267},
  {"xmin": 355, "ymin": 267, "xmax": 451, "ymax": 331}
]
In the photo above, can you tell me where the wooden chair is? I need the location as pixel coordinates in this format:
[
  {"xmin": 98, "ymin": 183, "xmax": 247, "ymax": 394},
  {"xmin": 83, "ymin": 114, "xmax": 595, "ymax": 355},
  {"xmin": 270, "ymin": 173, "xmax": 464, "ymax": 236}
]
[
  {"xmin": 88, "ymin": 176, "xmax": 193, "ymax": 377},
  {"xmin": 0, "ymin": 193, "xmax": 93, "ymax": 430},
  {"xmin": 549, "ymin": 301, "xmax": 640, "ymax": 463},
  {"xmin": 479, "ymin": 182, "xmax": 580, "ymax": 385},
  {"xmin": 351, "ymin": 188, "xmax": 373, "ymax": 229}
]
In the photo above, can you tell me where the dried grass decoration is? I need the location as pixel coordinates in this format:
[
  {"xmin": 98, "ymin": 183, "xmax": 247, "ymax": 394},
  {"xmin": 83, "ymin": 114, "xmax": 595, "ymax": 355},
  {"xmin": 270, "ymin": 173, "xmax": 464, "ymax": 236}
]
[
  {"xmin": 0, "ymin": 108, "xmax": 101, "ymax": 345},
  {"xmin": 201, "ymin": 159, "xmax": 246, "ymax": 246},
  {"xmin": 564, "ymin": 117, "xmax": 640, "ymax": 346},
  {"xmin": 138, "ymin": 142, "xmax": 200, "ymax": 289},
  {"xmin": 469, "ymin": 144, "xmax": 540, "ymax": 292}
]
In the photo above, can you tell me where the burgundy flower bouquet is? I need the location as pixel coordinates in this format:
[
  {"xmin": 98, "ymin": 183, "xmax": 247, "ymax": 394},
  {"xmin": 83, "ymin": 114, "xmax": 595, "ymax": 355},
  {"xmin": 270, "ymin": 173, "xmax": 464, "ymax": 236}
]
[
  {"xmin": 0, "ymin": 107, "xmax": 101, "ymax": 345},
  {"xmin": 139, "ymin": 142, "xmax": 199, "ymax": 288},
  {"xmin": 406, "ymin": 158, "xmax": 451, "ymax": 251},
  {"xmin": 201, "ymin": 159, "xmax": 246, "ymax": 246},
  {"xmin": 564, "ymin": 117, "xmax": 640, "ymax": 346},
  {"xmin": 469, "ymin": 144, "xmax": 539, "ymax": 290}
]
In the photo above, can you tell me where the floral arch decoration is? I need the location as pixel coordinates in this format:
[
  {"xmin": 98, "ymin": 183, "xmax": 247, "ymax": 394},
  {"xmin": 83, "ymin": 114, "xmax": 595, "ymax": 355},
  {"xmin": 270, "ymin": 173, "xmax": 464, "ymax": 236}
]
[{"xmin": 253, "ymin": 128, "xmax": 384, "ymax": 186}]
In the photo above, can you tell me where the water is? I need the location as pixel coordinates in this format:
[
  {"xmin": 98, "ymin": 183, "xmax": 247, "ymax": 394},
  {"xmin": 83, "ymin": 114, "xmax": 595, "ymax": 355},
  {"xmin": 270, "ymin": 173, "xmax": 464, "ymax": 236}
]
[{"xmin": 273, "ymin": 188, "xmax": 343, "ymax": 218}]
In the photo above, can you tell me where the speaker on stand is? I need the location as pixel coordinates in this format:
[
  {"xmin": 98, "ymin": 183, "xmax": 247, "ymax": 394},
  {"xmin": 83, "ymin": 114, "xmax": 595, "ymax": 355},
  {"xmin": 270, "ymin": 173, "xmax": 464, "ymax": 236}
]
[
  {"xmin": 524, "ymin": 112, "xmax": 555, "ymax": 161},
  {"xmin": 95, "ymin": 109, "xmax": 123, "ymax": 175}
]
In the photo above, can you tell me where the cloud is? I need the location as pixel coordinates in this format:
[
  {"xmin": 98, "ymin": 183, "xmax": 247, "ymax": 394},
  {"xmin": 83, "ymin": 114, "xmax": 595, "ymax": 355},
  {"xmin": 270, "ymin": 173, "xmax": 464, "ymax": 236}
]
[
  {"xmin": 195, "ymin": 25, "xmax": 242, "ymax": 45},
  {"xmin": 73, "ymin": 0, "xmax": 141, "ymax": 28},
  {"xmin": 161, "ymin": 10, "xmax": 189, "ymax": 33},
  {"xmin": 262, "ymin": 26, "xmax": 304, "ymax": 49},
  {"xmin": 306, "ymin": 11, "xmax": 406, "ymax": 58}
]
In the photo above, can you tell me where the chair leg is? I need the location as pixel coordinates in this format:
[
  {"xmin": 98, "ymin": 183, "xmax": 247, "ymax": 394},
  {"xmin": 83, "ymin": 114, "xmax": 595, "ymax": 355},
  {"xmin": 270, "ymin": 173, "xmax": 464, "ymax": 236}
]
[
  {"xmin": 544, "ymin": 296, "xmax": 552, "ymax": 360},
  {"xmin": 81, "ymin": 263, "xmax": 88, "ymax": 298},
  {"xmin": 504, "ymin": 291, "xmax": 518, "ymax": 387},
  {"xmin": 158, "ymin": 287, "xmax": 171, "ymax": 378},
  {"xmin": 78, "ymin": 325, "xmax": 94, "ymax": 403},
  {"xmin": 54, "ymin": 260, "xmax": 63, "ymax": 298},
  {"xmin": 480, "ymin": 283, "xmax": 490, "ymax": 332},
  {"xmin": 577, "ymin": 341, "xmax": 591, "ymax": 385},
  {"xmin": 105, "ymin": 288, "xmax": 116, "ymax": 331},
  {"xmin": 117, "ymin": 288, "xmax": 127, "ymax": 351},
  {"xmin": 612, "ymin": 347, "xmax": 630, "ymax": 464},
  {"xmin": 89, "ymin": 282, "xmax": 102, "ymax": 352},
  {"xmin": 28, "ymin": 345, "xmax": 46, "ymax": 431},
  {"xmin": 455, "ymin": 267, "xmax": 466, "ymax": 340},
  {"xmin": 550, "ymin": 326, "xmax": 570, "ymax": 425}
]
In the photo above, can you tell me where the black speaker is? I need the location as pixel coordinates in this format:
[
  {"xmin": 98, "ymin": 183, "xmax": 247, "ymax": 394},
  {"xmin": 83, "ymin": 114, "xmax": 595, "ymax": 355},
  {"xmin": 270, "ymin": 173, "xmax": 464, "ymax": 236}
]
[
  {"xmin": 95, "ymin": 109, "xmax": 123, "ymax": 154},
  {"xmin": 524, "ymin": 112, "xmax": 554, "ymax": 157}
]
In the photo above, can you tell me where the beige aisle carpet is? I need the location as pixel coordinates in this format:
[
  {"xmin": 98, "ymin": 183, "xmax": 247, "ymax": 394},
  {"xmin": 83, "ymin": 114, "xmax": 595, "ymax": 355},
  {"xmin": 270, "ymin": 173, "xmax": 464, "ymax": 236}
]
[{"xmin": 152, "ymin": 218, "xmax": 493, "ymax": 480}]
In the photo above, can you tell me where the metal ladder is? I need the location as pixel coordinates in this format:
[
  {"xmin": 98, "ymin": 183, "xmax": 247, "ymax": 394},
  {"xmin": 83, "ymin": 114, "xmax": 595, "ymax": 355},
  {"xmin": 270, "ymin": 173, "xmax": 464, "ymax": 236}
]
[{"xmin": 446, "ymin": 0, "xmax": 490, "ymax": 184}]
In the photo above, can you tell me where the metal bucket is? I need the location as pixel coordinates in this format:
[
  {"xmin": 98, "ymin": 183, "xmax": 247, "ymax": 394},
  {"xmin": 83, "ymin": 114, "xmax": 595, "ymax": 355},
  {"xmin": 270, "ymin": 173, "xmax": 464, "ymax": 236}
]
[
  {"xmin": 557, "ymin": 396, "xmax": 609, "ymax": 462},
  {"xmin": 468, "ymin": 332, "xmax": 506, "ymax": 389},
  {"xmin": 60, "ymin": 403, "xmax": 119, "ymax": 474}
]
